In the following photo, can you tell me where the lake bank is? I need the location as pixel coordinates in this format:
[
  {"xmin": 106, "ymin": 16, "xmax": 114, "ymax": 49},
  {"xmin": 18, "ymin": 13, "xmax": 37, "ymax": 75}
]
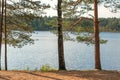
[{"xmin": 0, "ymin": 70, "xmax": 120, "ymax": 80}]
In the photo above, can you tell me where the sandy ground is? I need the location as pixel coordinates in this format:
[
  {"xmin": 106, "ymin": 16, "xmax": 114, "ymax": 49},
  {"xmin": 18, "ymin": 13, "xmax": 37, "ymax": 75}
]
[{"xmin": 0, "ymin": 70, "xmax": 120, "ymax": 80}]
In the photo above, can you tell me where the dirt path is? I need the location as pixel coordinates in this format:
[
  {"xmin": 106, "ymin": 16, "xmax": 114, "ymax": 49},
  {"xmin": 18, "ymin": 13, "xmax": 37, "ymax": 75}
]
[{"xmin": 0, "ymin": 70, "xmax": 120, "ymax": 80}]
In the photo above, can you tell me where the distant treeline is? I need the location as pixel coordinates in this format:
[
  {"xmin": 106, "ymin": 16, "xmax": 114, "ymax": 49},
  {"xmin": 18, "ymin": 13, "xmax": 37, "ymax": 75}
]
[{"xmin": 31, "ymin": 16, "xmax": 120, "ymax": 32}]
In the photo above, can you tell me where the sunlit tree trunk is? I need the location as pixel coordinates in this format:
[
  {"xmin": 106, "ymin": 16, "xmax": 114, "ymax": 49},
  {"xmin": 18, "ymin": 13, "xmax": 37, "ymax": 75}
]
[
  {"xmin": 57, "ymin": 0, "xmax": 66, "ymax": 70},
  {"xmin": 94, "ymin": 0, "xmax": 101, "ymax": 70}
]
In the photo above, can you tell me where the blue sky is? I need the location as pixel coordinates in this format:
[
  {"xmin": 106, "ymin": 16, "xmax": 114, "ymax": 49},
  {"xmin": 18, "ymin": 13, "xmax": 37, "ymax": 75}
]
[{"xmin": 41, "ymin": 0, "xmax": 120, "ymax": 18}]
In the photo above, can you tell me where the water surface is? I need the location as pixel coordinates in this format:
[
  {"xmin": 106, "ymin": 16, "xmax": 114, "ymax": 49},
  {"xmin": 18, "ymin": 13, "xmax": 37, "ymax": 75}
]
[{"xmin": 1, "ymin": 31, "xmax": 120, "ymax": 70}]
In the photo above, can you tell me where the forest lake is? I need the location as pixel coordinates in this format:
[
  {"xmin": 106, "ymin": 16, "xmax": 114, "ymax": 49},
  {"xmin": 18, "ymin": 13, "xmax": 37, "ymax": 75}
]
[{"xmin": 1, "ymin": 31, "xmax": 120, "ymax": 70}]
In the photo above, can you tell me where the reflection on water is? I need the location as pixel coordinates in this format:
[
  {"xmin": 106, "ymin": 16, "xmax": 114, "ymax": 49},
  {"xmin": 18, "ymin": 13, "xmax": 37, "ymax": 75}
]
[{"xmin": 1, "ymin": 31, "xmax": 120, "ymax": 70}]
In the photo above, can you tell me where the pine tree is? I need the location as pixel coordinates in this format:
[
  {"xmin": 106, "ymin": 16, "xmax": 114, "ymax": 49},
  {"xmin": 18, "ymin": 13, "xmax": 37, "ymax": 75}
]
[
  {"xmin": 57, "ymin": 0, "xmax": 66, "ymax": 70},
  {"xmin": 0, "ymin": 0, "xmax": 50, "ymax": 70}
]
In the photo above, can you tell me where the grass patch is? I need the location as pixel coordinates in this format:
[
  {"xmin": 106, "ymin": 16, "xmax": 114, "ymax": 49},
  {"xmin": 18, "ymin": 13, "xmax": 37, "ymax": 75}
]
[{"xmin": 40, "ymin": 64, "xmax": 57, "ymax": 72}]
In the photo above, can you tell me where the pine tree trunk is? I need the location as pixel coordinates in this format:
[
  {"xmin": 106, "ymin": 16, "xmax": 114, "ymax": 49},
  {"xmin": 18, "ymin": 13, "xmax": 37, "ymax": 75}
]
[
  {"xmin": 0, "ymin": 0, "xmax": 4, "ymax": 70},
  {"xmin": 57, "ymin": 0, "xmax": 66, "ymax": 70},
  {"xmin": 4, "ymin": 0, "xmax": 7, "ymax": 70},
  {"xmin": 94, "ymin": 0, "xmax": 101, "ymax": 70},
  {"xmin": 0, "ymin": 0, "xmax": 2, "ymax": 70}
]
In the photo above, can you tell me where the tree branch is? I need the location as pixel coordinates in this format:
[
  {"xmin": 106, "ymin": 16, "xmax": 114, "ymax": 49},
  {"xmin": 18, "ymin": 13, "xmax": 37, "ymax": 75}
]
[{"xmin": 69, "ymin": 17, "xmax": 93, "ymax": 30}]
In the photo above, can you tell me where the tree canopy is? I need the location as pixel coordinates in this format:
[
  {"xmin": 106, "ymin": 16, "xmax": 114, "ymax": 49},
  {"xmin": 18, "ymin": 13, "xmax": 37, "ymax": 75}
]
[{"xmin": 4, "ymin": 0, "xmax": 50, "ymax": 48}]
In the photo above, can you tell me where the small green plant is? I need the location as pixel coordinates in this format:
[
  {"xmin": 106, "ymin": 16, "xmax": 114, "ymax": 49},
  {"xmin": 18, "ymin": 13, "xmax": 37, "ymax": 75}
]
[
  {"xmin": 25, "ymin": 66, "xmax": 30, "ymax": 71},
  {"xmin": 40, "ymin": 64, "xmax": 57, "ymax": 72}
]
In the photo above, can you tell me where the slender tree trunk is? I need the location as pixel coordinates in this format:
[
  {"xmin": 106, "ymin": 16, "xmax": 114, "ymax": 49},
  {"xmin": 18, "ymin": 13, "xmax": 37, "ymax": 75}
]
[
  {"xmin": 0, "ymin": 0, "xmax": 2, "ymax": 70},
  {"xmin": 94, "ymin": 0, "xmax": 101, "ymax": 70},
  {"xmin": 4, "ymin": 0, "xmax": 7, "ymax": 70},
  {"xmin": 57, "ymin": 0, "xmax": 66, "ymax": 70},
  {"xmin": 0, "ymin": 0, "xmax": 4, "ymax": 70}
]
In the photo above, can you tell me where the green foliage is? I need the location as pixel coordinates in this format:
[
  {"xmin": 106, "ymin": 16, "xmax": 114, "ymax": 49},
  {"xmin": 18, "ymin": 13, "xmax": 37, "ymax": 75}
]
[
  {"xmin": 44, "ymin": 16, "xmax": 58, "ymax": 30},
  {"xmin": 100, "ymin": 39, "xmax": 107, "ymax": 44},
  {"xmin": 76, "ymin": 33, "xmax": 94, "ymax": 44},
  {"xmin": 32, "ymin": 16, "xmax": 52, "ymax": 31},
  {"xmin": 35, "ymin": 16, "xmax": 120, "ymax": 44},
  {"xmin": 5, "ymin": 0, "xmax": 50, "ymax": 48},
  {"xmin": 6, "ymin": 31, "xmax": 34, "ymax": 48},
  {"xmin": 62, "ymin": 0, "xmax": 94, "ymax": 18},
  {"xmin": 76, "ymin": 33, "xmax": 107, "ymax": 45},
  {"xmin": 37, "ymin": 16, "xmax": 120, "ymax": 32},
  {"xmin": 40, "ymin": 64, "xmax": 57, "ymax": 72},
  {"xmin": 99, "ymin": 18, "xmax": 120, "ymax": 32}
]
